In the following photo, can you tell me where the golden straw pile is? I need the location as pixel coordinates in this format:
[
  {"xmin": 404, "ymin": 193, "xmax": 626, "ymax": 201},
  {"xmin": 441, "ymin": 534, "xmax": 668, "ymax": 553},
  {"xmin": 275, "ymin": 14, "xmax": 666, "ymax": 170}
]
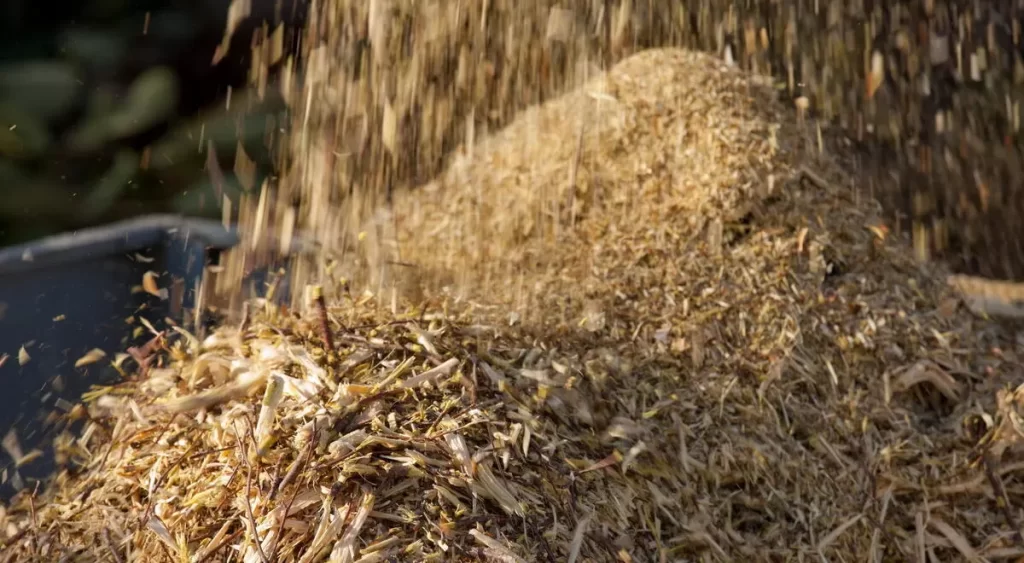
[{"xmin": 5, "ymin": 29, "xmax": 1024, "ymax": 563}]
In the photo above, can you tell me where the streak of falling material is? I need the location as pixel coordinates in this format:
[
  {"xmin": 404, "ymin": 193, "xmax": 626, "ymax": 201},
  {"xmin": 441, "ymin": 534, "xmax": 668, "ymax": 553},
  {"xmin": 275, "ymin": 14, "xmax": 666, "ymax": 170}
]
[
  {"xmin": 867, "ymin": 50, "xmax": 884, "ymax": 98},
  {"xmin": 930, "ymin": 33, "xmax": 949, "ymax": 65}
]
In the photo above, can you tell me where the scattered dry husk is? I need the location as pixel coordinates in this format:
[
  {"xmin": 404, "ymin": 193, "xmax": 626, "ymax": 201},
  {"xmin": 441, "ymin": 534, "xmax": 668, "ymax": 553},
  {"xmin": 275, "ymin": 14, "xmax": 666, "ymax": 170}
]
[{"xmin": 5, "ymin": 48, "xmax": 1024, "ymax": 563}]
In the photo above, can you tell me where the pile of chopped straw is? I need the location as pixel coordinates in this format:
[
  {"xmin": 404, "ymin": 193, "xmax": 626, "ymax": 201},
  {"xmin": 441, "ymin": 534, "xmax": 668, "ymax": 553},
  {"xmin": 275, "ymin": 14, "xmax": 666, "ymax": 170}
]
[{"xmin": 4, "ymin": 48, "xmax": 1024, "ymax": 563}]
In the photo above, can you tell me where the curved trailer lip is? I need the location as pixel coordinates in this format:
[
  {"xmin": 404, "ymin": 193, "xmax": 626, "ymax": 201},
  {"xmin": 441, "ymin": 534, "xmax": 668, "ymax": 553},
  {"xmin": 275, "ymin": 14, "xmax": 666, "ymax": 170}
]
[
  {"xmin": 0, "ymin": 214, "xmax": 239, "ymax": 503},
  {"xmin": 0, "ymin": 214, "xmax": 238, "ymax": 274}
]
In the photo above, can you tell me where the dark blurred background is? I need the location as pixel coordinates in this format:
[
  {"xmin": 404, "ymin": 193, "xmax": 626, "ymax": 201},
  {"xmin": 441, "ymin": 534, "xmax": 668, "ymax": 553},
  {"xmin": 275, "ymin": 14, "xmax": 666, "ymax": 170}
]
[{"xmin": 0, "ymin": 0, "xmax": 304, "ymax": 245}]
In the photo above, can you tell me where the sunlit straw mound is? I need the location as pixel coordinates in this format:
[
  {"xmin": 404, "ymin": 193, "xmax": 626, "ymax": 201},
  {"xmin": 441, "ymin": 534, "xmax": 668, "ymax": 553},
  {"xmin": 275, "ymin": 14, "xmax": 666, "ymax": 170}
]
[
  {"xmin": 0, "ymin": 298, "xmax": 709, "ymax": 563},
  {"xmin": 380, "ymin": 48, "xmax": 796, "ymax": 313},
  {"xmin": 345, "ymin": 47, "xmax": 1024, "ymax": 560}
]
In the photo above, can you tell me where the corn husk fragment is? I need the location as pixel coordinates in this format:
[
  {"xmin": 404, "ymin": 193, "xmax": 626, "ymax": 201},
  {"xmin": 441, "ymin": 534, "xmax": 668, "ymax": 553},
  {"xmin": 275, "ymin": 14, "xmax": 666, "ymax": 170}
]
[
  {"xmin": 74, "ymin": 348, "xmax": 107, "ymax": 368},
  {"xmin": 16, "ymin": 346, "xmax": 29, "ymax": 366}
]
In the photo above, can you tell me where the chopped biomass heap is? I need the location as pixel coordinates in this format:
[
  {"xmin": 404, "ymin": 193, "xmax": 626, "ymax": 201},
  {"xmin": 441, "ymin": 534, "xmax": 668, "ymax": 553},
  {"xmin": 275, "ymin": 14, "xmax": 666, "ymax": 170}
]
[{"xmin": 3, "ymin": 48, "xmax": 1024, "ymax": 563}]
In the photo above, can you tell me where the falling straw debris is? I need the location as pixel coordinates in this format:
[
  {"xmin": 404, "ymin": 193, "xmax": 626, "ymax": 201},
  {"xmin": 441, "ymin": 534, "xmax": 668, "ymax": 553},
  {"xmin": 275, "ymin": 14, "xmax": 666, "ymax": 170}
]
[{"xmin": 2, "ymin": 16, "xmax": 1024, "ymax": 563}]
